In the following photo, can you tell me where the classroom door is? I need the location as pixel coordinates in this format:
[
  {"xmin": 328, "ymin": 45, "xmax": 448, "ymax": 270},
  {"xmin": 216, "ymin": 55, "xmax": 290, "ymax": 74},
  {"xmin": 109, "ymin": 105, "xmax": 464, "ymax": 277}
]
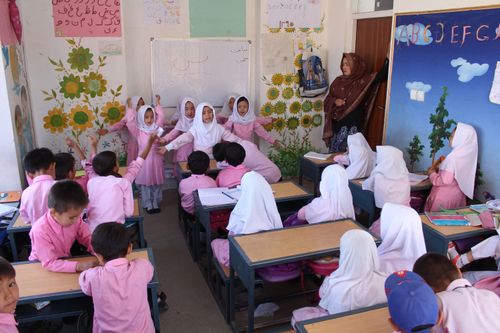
[{"xmin": 355, "ymin": 16, "xmax": 392, "ymax": 148}]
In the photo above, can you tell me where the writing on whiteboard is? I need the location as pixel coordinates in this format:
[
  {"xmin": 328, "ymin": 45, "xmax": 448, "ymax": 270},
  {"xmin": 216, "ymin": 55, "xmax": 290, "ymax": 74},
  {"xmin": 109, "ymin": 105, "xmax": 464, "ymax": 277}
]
[{"xmin": 267, "ymin": 0, "xmax": 321, "ymax": 29}]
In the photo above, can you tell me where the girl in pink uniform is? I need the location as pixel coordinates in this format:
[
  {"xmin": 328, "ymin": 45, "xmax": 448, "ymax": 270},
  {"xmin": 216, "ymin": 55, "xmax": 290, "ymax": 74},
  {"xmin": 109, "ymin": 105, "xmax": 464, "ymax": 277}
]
[
  {"xmin": 424, "ymin": 122, "xmax": 478, "ymax": 212},
  {"xmin": 162, "ymin": 97, "xmax": 196, "ymax": 163}
]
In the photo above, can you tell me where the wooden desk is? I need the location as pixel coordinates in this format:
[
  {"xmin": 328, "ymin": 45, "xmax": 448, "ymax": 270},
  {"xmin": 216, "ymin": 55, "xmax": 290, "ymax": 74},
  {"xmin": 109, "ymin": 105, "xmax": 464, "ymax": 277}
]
[
  {"xmin": 298, "ymin": 156, "xmax": 335, "ymax": 197},
  {"xmin": 75, "ymin": 166, "xmax": 127, "ymax": 178},
  {"xmin": 229, "ymin": 219, "xmax": 370, "ymax": 333},
  {"xmin": 420, "ymin": 209, "xmax": 496, "ymax": 254},
  {"xmin": 176, "ymin": 159, "xmax": 219, "ymax": 181},
  {"xmin": 295, "ymin": 305, "xmax": 390, "ymax": 333},
  {"xmin": 0, "ymin": 190, "xmax": 21, "ymax": 203},
  {"xmin": 14, "ymin": 248, "xmax": 160, "ymax": 330}
]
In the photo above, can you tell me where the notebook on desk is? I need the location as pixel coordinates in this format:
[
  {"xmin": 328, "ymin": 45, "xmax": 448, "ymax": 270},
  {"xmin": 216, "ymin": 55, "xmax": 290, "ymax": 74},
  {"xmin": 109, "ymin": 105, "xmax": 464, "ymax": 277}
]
[
  {"xmin": 425, "ymin": 211, "xmax": 481, "ymax": 227},
  {"xmin": 304, "ymin": 151, "xmax": 332, "ymax": 161},
  {"xmin": 198, "ymin": 187, "xmax": 237, "ymax": 206}
]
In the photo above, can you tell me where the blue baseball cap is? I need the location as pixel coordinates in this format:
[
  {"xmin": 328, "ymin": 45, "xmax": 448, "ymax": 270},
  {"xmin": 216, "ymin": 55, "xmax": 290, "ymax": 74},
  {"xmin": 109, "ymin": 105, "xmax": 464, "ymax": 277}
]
[{"xmin": 385, "ymin": 271, "xmax": 439, "ymax": 333}]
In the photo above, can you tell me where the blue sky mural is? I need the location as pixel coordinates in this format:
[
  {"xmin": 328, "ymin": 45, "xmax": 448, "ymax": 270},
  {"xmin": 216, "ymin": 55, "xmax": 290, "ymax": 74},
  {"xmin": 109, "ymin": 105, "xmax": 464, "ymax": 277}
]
[{"xmin": 386, "ymin": 7, "xmax": 500, "ymax": 197}]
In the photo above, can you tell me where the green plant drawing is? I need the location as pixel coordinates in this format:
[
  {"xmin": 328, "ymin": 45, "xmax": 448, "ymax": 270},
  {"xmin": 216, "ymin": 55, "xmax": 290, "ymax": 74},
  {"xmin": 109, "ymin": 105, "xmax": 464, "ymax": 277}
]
[
  {"xmin": 406, "ymin": 135, "xmax": 424, "ymax": 172},
  {"xmin": 428, "ymin": 86, "xmax": 456, "ymax": 164}
]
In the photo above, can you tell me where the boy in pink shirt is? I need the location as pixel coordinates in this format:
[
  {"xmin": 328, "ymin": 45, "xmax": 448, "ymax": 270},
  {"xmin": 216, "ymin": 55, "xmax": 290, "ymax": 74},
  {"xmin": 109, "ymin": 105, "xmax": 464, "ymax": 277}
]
[
  {"xmin": 413, "ymin": 253, "xmax": 500, "ymax": 333},
  {"xmin": 79, "ymin": 222, "xmax": 155, "ymax": 333},
  {"xmin": 29, "ymin": 180, "xmax": 97, "ymax": 273},
  {"xmin": 19, "ymin": 148, "xmax": 56, "ymax": 224},
  {"xmin": 0, "ymin": 258, "xmax": 19, "ymax": 333},
  {"xmin": 179, "ymin": 151, "xmax": 217, "ymax": 215},
  {"xmin": 214, "ymin": 142, "xmax": 250, "ymax": 188},
  {"xmin": 239, "ymin": 140, "xmax": 281, "ymax": 184}
]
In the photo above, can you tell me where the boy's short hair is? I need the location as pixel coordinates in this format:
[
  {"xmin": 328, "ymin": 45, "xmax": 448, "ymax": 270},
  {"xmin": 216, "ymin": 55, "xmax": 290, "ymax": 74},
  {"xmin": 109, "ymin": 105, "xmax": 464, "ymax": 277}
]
[
  {"xmin": 225, "ymin": 142, "xmax": 246, "ymax": 167},
  {"xmin": 92, "ymin": 222, "xmax": 131, "ymax": 262},
  {"xmin": 0, "ymin": 257, "xmax": 15, "ymax": 279},
  {"xmin": 48, "ymin": 180, "xmax": 89, "ymax": 213},
  {"xmin": 187, "ymin": 151, "xmax": 210, "ymax": 175},
  {"xmin": 212, "ymin": 143, "xmax": 227, "ymax": 162},
  {"xmin": 92, "ymin": 151, "xmax": 120, "ymax": 177},
  {"xmin": 413, "ymin": 253, "xmax": 460, "ymax": 292},
  {"xmin": 55, "ymin": 153, "xmax": 76, "ymax": 180},
  {"xmin": 24, "ymin": 148, "xmax": 55, "ymax": 174}
]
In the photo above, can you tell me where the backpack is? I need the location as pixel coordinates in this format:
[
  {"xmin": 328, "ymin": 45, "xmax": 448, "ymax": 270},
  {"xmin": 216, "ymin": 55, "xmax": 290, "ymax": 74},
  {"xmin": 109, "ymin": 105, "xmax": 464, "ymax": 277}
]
[{"xmin": 298, "ymin": 51, "xmax": 328, "ymax": 97}]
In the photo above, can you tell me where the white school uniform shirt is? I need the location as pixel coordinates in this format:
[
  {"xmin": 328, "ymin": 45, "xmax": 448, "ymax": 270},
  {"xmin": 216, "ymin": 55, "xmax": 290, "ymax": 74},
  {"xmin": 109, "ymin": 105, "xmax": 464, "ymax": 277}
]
[
  {"xmin": 362, "ymin": 145, "xmax": 410, "ymax": 208},
  {"xmin": 226, "ymin": 171, "xmax": 283, "ymax": 235},
  {"xmin": 377, "ymin": 203, "xmax": 426, "ymax": 275},
  {"xmin": 228, "ymin": 95, "xmax": 256, "ymax": 124},
  {"xmin": 440, "ymin": 122, "xmax": 478, "ymax": 199},
  {"xmin": 345, "ymin": 133, "xmax": 375, "ymax": 179},
  {"xmin": 304, "ymin": 164, "xmax": 355, "ymax": 223},
  {"xmin": 175, "ymin": 97, "xmax": 196, "ymax": 132},
  {"xmin": 219, "ymin": 93, "xmax": 238, "ymax": 117},
  {"xmin": 319, "ymin": 229, "xmax": 387, "ymax": 314}
]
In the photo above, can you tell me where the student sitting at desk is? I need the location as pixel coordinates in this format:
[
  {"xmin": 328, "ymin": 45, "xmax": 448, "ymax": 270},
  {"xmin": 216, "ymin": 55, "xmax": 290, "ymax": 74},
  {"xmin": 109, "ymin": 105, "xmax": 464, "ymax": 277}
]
[
  {"xmin": 20, "ymin": 148, "xmax": 56, "ymax": 225},
  {"xmin": 29, "ymin": 180, "xmax": 97, "ymax": 273},
  {"xmin": 425, "ymin": 122, "xmax": 478, "ymax": 212},
  {"xmin": 334, "ymin": 133, "xmax": 375, "ymax": 179},
  {"xmin": 0, "ymin": 257, "xmax": 19, "ymax": 333},
  {"xmin": 291, "ymin": 230, "xmax": 387, "ymax": 328},
  {"xmin": 377, "ymin": 203, "xmax": 426, "ymax": 275},
  {"xmin": 215, "ymin": 142, "xmax": 250, "ymax": 188},
  {"xmin": 179, "ymin": 151, "xmax": 217, "ymax": 215},
  {"xmin": 413, "ymin": 253, "xmax": 500, "ymax": 333},
  {"xmin": 79, "ymin": 222, "xmax": 155, "ymax": 333},
  {"xmin": 211, "ymin": 171, "xmax": 283, "ymax": 268}
]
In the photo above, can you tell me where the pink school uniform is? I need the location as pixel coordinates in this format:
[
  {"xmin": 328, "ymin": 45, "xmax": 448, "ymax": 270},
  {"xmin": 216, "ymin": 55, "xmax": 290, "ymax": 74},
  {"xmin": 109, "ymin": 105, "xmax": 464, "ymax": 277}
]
[
  {"xmin": 19, "ymin": 175, "xmax": 56, "ymax": 224},
  {"xmin": 79, "ymin": 258, "xmax": 155, "ymax": 333},
  {"xmin": 240, "ymin": 140, "xmax": 281, "ymax": 183},
  {"xmin": 216, "ymin": 164, "xmax": 249, "ymax": 188},
  {"xmin": 86, "ymin": 158, "xmax": 144, "ymax": 232},
  {"xmin": 29, "ymin": 211, "xmax": 92, "ymax": 273},
  {"xmin": 425, "ymin": 122, "xmax": 477, "ymax": 212},
  {"xmin": 224, "ymin": 95, "xmax": 277, "ymax": 144},
  {"xmin": 0, "ymin": 313, "xmax": 18, "ymax": 333},
  {"xmin": 179, "ymin": 174, "xmax": 217, "ymax": 215},
  {"xmin": 108, "ymin": 96, "xmax": 142, "ymax": 165},
  {"xmin": 163, "ymin": 97, "xmax": 196, "ymax": 163},
  {"xmin": 165, "ymin": 102, "xmax": 243, "ymax": 156}
]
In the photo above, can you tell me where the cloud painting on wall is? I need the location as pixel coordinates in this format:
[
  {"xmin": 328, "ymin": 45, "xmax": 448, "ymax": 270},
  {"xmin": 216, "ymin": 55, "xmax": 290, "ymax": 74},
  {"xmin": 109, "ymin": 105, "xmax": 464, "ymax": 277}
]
[
  {"xmin": 450, "ymin": 57, "xmax": 489, "ymax": 83},
  {"xmin": 405, "ymin": 81, "xmax": 432, "ymax": 102}
]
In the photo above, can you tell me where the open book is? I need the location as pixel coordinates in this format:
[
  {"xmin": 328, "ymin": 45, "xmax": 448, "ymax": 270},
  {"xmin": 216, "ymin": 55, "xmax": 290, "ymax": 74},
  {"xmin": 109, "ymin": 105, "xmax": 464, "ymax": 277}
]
[
  {"xmin": 0, "ymin": 203, "xmax": 17, "ymax": 218},
  {"xmin": 197, "ymin": 187, "xmax": 238, "ymax": 206},
  {"xmin": 408, "ymin": 173, "xmax": 428, "ymax": 185},
  {"xmin": 304, "ymin": 151, "xmax": 332, "ymax": 161}
]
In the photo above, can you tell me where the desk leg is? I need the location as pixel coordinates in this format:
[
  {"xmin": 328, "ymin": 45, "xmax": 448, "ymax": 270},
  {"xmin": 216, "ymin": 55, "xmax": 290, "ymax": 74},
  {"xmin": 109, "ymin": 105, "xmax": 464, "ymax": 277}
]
[
  {"xmin": 298, "ymin": 160, "xmax": 304, "ymax": 186},
  {"xmin": 139, "ymin": 218, "xmax": 146, "ymax": 248},
  {"xmin": 229, "ymin": 266, "xmax": 236, "ymax": 330},
  {"xmin": 203, "ymin": 211, "xmax": 213, "ymax": 285},
  {"xmin": 314, "ymin": 169, "xmax": 321, "ymax": 197},
  {"xmin": 150, "ymin": 285, "xmax": 161, "ymax": 332},
  {"xmin": 8, "ymin": 233, "xmax": 17, "ymax": 261},
  {"xmin": 247, "ymin": 270, "xmax": 255, "ymax": 333}
]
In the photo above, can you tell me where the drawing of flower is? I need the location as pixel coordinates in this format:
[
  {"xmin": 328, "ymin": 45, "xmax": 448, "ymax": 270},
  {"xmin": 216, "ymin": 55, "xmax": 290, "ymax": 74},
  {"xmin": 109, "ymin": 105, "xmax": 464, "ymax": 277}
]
[
  {"xmin": 67, "ymin": 46, "xmax": 94, "ymax": 72},
  {"xmin": 302, "ymin": 100, "xmax": 313, "ymax": 112},
  {"xmin": 83, "ymin": 72, "xmax": 107, "ymax": 98},
  {"xmin": 59, "ymin": 74, "xmax": 83, "ymax": 99},
  {"xmin": 263, "ymin": 121, "xmax": 274, "ymax": 132},
  {"xmin": 287, "ymin": 117, "xmax": 300, "ymax": 130},
  {"xmin": 313, "ymin": 100, "xmax": 323, "ymax": 112},
  {"xmin": 301, "ymin": 114, "xmax": 313, "ymax": 128},
  {"xmin": 289, "ymin": 101, "xmax": 301, "ymax": 114},
  {"xmin": 312, "ymin": 114, "xmax": 323, "ymax": 127},
  {"xmin": 100, "ymin": 101, "xmax": 125, "ymax": 125},
  {"xmin": 69, "ymin": 104, "xmax": 95, "ymax": 131},
  {"xmin": 284, "ymin": 74, "xmax": 295, "ymax": 85},
  {"xmin": 267, "ymin": 87, "xmax": 280, "ymax": 100},
  {"xmin": 43, "ymin": 107, "xmax": 68, "ymax": 133},
  {"xmin": 273, "ymin": 117, "xmax": 286, "ymax": 132},
  {"xmin": 268, "ymin": 28, "xmax": 281, "ymax": 33},
  {"xmin": 300, "ymin": 28, "xmax": 311, "ymax": 33},
  {"xmin": 274, "ymin": 101, "xmax": 287, "ymax": 115},
  {"xmin": 284, "ymin": 27, "xmax": 295, "ymax": 33},
  {"xmin": 271, "ymin": 73, "xmax": 284, "ymax": 86},
  {"xmin": 294, "ymin": 54, "xmax": 303, "ymax": 69},
  {"xmin": 295, "ymin": 88, "xmax": 301, "ymax": 98},
  {"xmin": 282, "ymin": 87, "xmax": 294, "ymax": 99},
  {"xmin": 260, "ymin": 102, "xmax": 274, "ymax": 117}
]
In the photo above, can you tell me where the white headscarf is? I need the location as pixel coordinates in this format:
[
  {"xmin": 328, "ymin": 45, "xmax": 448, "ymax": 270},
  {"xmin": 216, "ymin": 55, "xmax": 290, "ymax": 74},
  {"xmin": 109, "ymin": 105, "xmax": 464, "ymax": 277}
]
[
  {"xmin": 189, "ymin": 102, "xmax": 226, "ymax": 150},
  {"xmin": 305, "ymin": 165, "xmax": 355, "ymax": 223},
  {"xmin": 175, "ymin": 97, "xmax": 196, "ymax": 132},
  {"xmin": 319, "ymin": 229, "xmax": 387, "ymax": 314},
  {"xmin": 137, "ymin": 105, "xmax": 159, "ymax": 133},
  {"xmin": 130, "ymin": 96, "xmax": 143, "ymax": 111},
  {"xmin": 220, "ymin": 93, "xmax": 238, "ymax": 117},
  {"xmin": 226, "ymin": 171, "xmax": 283, "ymax": 235},
  {"xmin": 377, "ymin": 203, "xmax": 427, "ymax": 275},
  {"xmin": 440, "ymin": 122, "xmax": 478, "ymax": 199},
  {"xmin": 346, "ymin": 133, "xmax": 375, "ymax": 179},
  {"xmin": 363, "ymin": 146, "xmax": 410, "ymax": 208},
  {"xmin": 228, "ymin": 95, "xmax": 256, "ymax": 124}
]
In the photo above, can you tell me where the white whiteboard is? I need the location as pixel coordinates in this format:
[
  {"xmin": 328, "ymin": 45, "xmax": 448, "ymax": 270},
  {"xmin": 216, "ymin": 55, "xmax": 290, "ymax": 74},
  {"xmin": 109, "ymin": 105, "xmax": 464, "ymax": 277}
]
[{"xmin": 151, "ymin": 39, "xmax": 250, "ymax": 107}]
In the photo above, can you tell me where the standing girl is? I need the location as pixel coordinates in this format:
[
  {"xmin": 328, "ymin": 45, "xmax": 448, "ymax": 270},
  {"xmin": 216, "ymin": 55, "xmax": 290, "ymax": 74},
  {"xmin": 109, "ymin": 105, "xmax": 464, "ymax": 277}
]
[
  {"xmin": 162, "ymin": 97, "xmax": 196, "ymax": 163},
  {"xmin": 216, "ymin": 93, "xmax": 237, "ymax": 124}
]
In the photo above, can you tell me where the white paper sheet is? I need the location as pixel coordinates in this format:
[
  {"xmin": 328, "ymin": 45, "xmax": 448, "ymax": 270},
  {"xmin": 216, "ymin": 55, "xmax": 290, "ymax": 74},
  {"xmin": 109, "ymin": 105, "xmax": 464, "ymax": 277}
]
[{"xmin": 489, "ymin": 61, "xmax": 500, "ymax": 105}]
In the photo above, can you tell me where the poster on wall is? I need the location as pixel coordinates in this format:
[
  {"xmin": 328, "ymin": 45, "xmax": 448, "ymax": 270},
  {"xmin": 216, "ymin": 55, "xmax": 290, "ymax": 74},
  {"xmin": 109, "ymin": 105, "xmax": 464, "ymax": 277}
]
[
  {"xmin": 52, "ymin": 0, "xmax": 122, "ymax": 37},
  {"xmin": 144, "ymin": 0, "xmax": 181, "ymax": 25},
  {"xmin": 266, "ymin": 0, "xmax": 321, "ymax": 29},
  {"xmin": 386, "ymin": 6, "xmax": 500, "ymax": 196}
]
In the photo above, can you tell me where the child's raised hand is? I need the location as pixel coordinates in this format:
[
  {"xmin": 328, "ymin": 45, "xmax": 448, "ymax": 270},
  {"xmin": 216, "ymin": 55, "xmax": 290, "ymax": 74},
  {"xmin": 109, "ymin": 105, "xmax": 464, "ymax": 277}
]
[
  {"xmin": 88, "ymin": 135, "xmax": 99, "ymax": 146},
  {"xmin": 157, "ymin": 147, "xmax": 167, "ymax": 155},
  {"xmin": 127, "ymin": 97, "xmax": 132, "ymax": 108},
  {"xmin": 65, "ymin": 137, "xmax": 76, "ymax": 148},
  {"xmin": 76, "ymin": 259, "xmax": 99, "ymax": 272},
  {"xmin": 97, "ymin": 128, "xmax": 108, "ymax": 136},
  {"xmin": 155, "ymin": 94, "xmax": 161, "ymax": 105},
  {"xmin": 148, "ymin": 133, "xmax": 158, "ymax": 144}
]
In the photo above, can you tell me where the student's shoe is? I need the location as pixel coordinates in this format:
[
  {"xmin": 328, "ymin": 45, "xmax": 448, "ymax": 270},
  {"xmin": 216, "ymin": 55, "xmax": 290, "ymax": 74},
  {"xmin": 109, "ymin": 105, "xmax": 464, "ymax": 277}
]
[
  {"xmin": 157, "ymin": 291, "xmax": 169, "ymax": 313},
  {"xmin": 145, "ymin": 208, "xmax": 154, "ymax": 214},
  {"xmin": 152, "ymin": 208, "xmax": 161, "ymax": 214},
  {"xmin": 447, "ymin": 242, "xmax": 462, "ymax": 267}
]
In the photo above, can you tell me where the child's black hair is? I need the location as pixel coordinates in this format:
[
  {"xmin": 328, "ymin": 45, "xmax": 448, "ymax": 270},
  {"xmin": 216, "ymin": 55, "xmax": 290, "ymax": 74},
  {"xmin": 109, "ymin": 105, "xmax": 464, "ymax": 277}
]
[
  {"xmin": 413, "ymin": 253, "xmax": 460, "ymax": 293},
  {"xmin": 92, "ymin": 151, "xmax": 121, "ymax": 177},
  {"xmin": 0, "ymin": 257, "xmax": 15, "ymax": 279},
  {"xmin": 212, "ymin": 143, "xmax": 228, "ymax": 162},
  {"xmin": 55, "ymin": 153, "xmax": 76, "ymax": 180},
  {"xmin": 187, "ymin": 151, "xmax": 210, "ymax": 175},
  {"xmin": 24, "ymin": 148, "xmax": 55, "ymax": 174},
  {"xmin": 48, "ymin": 180, "xmax": 89, "ymax": 213},
  {"xmin": 225, "ymin": 142, "xmax": 246, "ymax": 167},
  {"xmin": 236, "ymin": 96, "xmax": 249, "ymax": 106},
  {"xmin": 91, "ymin": 222, "xmax": 131, "ymax": 262}
]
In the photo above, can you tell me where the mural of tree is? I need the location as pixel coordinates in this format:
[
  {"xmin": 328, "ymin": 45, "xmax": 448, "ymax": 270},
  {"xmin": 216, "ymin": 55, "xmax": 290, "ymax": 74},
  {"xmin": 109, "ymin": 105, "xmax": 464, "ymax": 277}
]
[
  {"xmin": 428, "ymin": 86, "xmax": 456, "ymax": 164},
  {"xmin": 406, "ymin": 135, "xmax": 424, "ymax": 172}
]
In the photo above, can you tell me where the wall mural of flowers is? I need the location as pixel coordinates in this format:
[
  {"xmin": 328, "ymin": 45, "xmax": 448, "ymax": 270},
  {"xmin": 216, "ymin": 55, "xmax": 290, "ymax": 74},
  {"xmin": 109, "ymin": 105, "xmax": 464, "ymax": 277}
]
[{"xmin": 42, "ymin": 39, "xmax": 125, "ymax": 159}]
